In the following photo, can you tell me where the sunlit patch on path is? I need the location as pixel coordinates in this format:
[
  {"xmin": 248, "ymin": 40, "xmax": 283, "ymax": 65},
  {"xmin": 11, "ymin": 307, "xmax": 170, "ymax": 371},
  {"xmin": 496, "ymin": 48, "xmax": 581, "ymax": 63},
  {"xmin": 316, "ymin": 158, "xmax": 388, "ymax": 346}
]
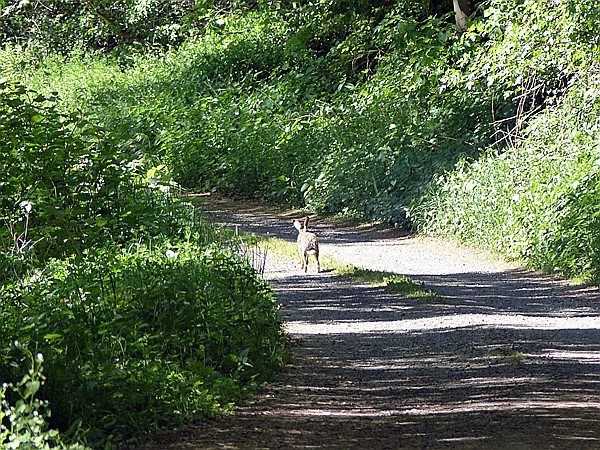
[{"xmin": 285, "ymin": 314, "xmax": 600, "ymax": 335}]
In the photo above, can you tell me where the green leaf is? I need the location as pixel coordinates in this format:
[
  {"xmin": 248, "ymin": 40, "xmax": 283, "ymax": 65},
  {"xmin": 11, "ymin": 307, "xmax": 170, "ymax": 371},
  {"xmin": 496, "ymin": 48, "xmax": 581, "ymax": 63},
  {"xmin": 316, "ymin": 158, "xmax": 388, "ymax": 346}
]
[
  {"xmin": 96, "ymin": 218, "xmax": 109, "ymax": 228},
  {"xmin": 43, "ymin": 333, "xmax": 63, "ymax": 341},
  {"xmin": 24, "ymin": 380, "xmax": 41, "ymax": 399}
]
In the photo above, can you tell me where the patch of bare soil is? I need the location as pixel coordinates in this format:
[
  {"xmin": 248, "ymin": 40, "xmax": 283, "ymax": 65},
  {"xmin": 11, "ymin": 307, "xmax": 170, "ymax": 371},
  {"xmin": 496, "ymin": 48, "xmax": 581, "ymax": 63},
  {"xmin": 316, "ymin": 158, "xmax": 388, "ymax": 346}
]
[{"xmin": 141, "ymin": 195, "xmax": 600, "ymax": 449}]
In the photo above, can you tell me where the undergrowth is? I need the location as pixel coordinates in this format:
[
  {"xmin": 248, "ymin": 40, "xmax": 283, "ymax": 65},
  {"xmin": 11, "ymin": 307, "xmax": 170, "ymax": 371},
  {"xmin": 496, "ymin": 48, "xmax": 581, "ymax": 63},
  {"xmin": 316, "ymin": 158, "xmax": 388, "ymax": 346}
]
[
  {"xmin": 0, "ymin": 76, "xmax": 288, "ymax": 448},
  {"xmin": 412, "ymin": 0, "xmax": 600, "ymax": 284},
  {"xmin": 1, "ymin": 243, "xmax": 286, "ymax": 446},
  {"xmin": 1, "ymin": 350, "xmax": 88, "ymax": 449},
  {"xmin": 418, "ymin": 81, "xmax": 600, "ymax": 282},
  {"xmin": 5, "ymin": 1, "xmax": 598, "ymax": 285}
]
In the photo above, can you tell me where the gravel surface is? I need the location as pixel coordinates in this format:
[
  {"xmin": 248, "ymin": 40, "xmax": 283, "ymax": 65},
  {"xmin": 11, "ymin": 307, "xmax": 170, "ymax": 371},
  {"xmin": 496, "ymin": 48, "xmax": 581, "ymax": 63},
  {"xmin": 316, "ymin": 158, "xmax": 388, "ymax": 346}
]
[{"xmin": 142, "ymin": 195, "xmax": 600, "ymax": 449}]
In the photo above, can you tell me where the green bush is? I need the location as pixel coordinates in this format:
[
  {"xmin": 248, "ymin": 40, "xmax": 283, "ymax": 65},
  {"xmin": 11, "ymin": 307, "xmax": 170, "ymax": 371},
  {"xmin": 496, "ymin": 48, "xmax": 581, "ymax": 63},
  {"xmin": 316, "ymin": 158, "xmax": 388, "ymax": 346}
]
[
  {"xmin": 417, "ymin": 78, "xmax": 600, "ymax": 283},
  {"xmin": 0, "ymin": 78, "xmax": 175, "ymax": 263},
  {"xmin": 412, "ymin": 0, "xmax": 600, "ymax": 282},
  {"xmin": 0, "ymin": 243, "xmax": 287, "ymax": 446},
  {"xmin": 0, "ymin": 75, "xmax": 288, "ymax": 447}
]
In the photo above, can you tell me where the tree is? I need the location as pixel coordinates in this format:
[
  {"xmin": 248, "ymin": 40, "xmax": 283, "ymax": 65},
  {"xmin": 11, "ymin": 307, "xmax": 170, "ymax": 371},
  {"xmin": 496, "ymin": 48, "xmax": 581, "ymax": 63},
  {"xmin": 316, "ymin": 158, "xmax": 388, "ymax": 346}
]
[
  {"xmin": 423, "ymin": 0, "xmax": 476, "ymax": 30},
  {"xmin": 453, "ymin": 0, "xmax": 474, "ymax": 31}
]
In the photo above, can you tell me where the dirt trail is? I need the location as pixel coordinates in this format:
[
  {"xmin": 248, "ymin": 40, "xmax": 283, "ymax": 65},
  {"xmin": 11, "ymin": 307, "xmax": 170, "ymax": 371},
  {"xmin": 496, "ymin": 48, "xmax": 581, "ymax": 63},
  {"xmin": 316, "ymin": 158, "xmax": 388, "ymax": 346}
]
[{"xmin": 143, "ymin": 195, "xmax": 600, "ymax": 449}]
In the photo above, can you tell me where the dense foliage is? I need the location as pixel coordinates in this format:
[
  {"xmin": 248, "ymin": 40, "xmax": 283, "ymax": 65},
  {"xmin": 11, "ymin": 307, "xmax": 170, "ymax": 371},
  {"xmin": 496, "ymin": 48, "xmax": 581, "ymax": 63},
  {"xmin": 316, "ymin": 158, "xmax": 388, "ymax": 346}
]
[
  {"xmin": 0, "ymin": 0, "xmax": 233, "ymax": 53},
  {"xmin": 2, "ymin": 0, "xmax": 600, "ymax": 445},
  {"xmin": 18, "ymin": 0, "xmax": 592, "ymax": 284},
  {"xmin": 1, "ymin": 350, "xmax": 86, "ymax": 449},
  {"xmin": 0, "ymin": 76, "xmax": 286, "ymax": 447},
  {"xmin": 417, "ymin": 0, "xmax": 600, "ymax": 282},
  {"xmin": 1, "ymin": 243, "xmax": 283, "ymax": 445}
]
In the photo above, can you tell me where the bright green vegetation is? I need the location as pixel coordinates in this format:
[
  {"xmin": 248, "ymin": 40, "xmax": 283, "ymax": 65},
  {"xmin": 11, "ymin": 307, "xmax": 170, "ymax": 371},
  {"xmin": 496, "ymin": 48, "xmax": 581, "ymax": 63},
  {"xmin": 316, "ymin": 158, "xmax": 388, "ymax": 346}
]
[
  {"xmin": 1, "ymin": 0, "xmax": 600, "ymax": 446},
  {"xmin": 336, "ymin": 265, "xmax": 442, "ymax": 301},
  {"xmin": 0, "ymin": 72, "xmax": 286, "ymax": 448},
  {"xmin": 3, "ymin": 0, "xmax": 598, "ymax": 284},
  {"xmin": 486, "ymin": 347, "xmax": 527, "ymax": 365},
  {"xmin": 2, "ymin": 242, "xmax": 286, "ymax": 446},
  {"xmin": 415, "ymin": 1, "xmax": 600, "ymax": 284}
]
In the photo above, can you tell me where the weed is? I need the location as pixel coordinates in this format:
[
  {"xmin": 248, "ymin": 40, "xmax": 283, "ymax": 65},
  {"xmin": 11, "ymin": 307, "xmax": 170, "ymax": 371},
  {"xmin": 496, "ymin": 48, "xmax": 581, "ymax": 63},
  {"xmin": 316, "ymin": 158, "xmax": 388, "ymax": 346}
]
[
  {"xmin": 1, "ymin": 348, "xmax": 88, "ymax": 449},
  {"xmin": 486, "ymin": 347, "xmax": 527, "ymax": 365},
  {"xmin": 337, "ymin": 265, "xmax": 443, "ymax": 301}
]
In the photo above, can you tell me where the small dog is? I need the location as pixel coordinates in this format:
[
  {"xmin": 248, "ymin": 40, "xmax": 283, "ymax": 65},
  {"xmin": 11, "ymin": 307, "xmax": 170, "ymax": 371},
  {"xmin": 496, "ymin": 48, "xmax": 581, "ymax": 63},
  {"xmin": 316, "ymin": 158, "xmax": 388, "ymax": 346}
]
[{"xmin": 293, "ymin": 216, "xmax": 320, "ymax": 273}]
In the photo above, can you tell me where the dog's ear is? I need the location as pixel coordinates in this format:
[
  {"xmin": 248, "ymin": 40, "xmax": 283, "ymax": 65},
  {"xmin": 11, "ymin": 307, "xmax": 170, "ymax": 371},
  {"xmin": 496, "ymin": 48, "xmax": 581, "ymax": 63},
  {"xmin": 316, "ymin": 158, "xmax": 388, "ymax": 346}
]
[{"xmin": 303, "ymin": 216, "xmax": 309, "ymax": 230}]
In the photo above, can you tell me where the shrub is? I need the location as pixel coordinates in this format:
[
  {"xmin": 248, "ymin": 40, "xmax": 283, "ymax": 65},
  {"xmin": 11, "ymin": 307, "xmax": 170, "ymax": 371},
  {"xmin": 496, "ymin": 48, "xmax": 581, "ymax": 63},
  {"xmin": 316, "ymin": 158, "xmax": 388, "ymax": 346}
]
[
  {"xmin": 410, "ymin": 0, "xmax": 600, "ymax": 282},
  {"xmin": 416, "ymin": 78, "xmax": 600, "ymax": 283},
  {"xmin": 0, "ymin": 78, "xmax": 160, "ymax": 262},
  {"xmin": 0, "ymin": 242, "xmax": 287, "ymax": 446},
  {"xmin": 0, "ymin": 75, "xmax": 288, "ymax": 447}
]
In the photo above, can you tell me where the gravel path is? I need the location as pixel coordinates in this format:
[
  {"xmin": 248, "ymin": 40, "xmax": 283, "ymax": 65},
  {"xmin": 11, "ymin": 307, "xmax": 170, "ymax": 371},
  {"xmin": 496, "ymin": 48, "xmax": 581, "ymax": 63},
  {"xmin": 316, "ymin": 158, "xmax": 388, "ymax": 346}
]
[{"xmin": 143, "ymin": 195, "xmax": 600, "ymax": 449}]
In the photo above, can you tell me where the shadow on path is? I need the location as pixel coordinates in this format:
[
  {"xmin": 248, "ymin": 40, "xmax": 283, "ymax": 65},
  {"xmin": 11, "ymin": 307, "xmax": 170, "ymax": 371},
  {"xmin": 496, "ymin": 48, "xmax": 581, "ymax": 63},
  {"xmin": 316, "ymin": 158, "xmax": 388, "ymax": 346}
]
[{"xmin": 142, "ymin": 195, "xmax": 600, "ymax": 449}]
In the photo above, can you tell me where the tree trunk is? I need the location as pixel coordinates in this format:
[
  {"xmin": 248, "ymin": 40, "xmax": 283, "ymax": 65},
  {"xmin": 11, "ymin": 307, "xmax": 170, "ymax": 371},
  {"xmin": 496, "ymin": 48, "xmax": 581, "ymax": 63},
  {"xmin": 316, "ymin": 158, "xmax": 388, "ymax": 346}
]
[{"xmin": 453, "ymin": 0, "xmax": 474, "ymax": 31}]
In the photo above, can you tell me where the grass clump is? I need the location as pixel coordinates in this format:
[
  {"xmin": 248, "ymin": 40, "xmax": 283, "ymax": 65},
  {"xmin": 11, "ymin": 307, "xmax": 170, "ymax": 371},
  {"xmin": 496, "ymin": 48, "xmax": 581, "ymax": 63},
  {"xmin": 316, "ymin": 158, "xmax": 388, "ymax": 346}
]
[
  {"xmin": 386, "ymin": 276, "xmax": 443, "ymax": 302},
  {"xmin": 486, "ymin": 347, "xmax": 527, "ymax": 366},
  {"xmin": 336, "ymin": 265, "xmax": 442, "ymax": 302}
]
